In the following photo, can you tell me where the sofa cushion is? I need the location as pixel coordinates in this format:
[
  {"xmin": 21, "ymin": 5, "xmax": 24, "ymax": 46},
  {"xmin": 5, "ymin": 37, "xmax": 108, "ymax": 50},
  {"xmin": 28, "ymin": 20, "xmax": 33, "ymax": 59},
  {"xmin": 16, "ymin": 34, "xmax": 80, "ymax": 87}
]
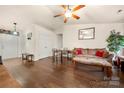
[
  {"xmin": 83, "ymin": 49, "xmax": 88, "ymax": 55},
  {"xmin": 88, "ymin": 49, "xmax": 96, "ymax": 55},
  {"xmin": 73, "ymin": 56, "xmax": 112, "ymax": 67},
  {"xmin": 77, "ymin": 48, "xmax": 83, "ymax": 55}
]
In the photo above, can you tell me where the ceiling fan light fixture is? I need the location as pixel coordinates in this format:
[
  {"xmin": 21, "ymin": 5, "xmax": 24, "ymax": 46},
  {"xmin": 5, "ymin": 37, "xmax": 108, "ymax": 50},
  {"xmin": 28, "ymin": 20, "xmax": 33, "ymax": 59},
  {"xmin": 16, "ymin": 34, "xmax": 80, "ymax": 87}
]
[
  {"xmin": 13, "ymin": 22, "xmax": 19, "ymax": 36},
  {"xmin": 54, "ymin": 5, "xmax": 85, "ymax": 23},
  {"xmin": 13, "ymin": 31, "xmax": 18, "ymax": 35},
  {"xmin": 65, "ymin": 9, "xmax": 72, "ymax": 18}
]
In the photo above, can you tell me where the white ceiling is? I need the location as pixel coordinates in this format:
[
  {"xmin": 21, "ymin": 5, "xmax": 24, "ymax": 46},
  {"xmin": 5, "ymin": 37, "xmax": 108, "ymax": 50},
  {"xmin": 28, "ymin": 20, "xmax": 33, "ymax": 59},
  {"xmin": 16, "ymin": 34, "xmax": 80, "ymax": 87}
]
[
  {"xmin": 0, "ymin": 5, "xmax": 124, "ymax": 31},
  {"xmin": 47, "ymin": 5, "xmax": 124, "ymax": 24}
]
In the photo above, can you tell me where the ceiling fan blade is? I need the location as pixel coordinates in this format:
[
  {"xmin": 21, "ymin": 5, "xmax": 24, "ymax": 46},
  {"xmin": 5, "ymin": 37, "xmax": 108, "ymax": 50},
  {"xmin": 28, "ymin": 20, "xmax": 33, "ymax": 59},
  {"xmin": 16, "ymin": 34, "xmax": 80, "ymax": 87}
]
[
  {"xmin": 64, "ymin": 17, "xmax": 67, "ymax": 23},
  {"xmin": 61, "ymin": 5, "xmax": 67, "ymax": 10},
  {"xmin": 72, "ymin": 14, "xmax": 80, "ymax": 19},
  {"xmin": 54, "ymin": 13, "xmax": 64, "ymax": 17},
  {"xmin": 72, "ymin": 5, "xmax": 85, "ymax": 12}
]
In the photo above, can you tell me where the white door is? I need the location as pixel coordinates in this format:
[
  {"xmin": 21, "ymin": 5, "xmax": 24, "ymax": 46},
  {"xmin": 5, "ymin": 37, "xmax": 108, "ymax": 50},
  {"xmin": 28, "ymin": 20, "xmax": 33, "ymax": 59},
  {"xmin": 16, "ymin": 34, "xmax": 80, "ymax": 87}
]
[
  {"xmin": 38, "ymin": 34, "xmax": 53, "ymax": 59},
  {"xmin": 1, "ymin": 34, "xmax": 18, "ymax": 59}
]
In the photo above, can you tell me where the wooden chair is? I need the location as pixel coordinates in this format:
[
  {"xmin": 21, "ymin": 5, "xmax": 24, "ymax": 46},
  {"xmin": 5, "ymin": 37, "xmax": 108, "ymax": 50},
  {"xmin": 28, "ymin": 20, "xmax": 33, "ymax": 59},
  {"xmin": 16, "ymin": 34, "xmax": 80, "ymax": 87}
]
[
  {"xmin": 52, "ymin": 49, "xmax": 62, "ymax": 63},
  {"xmin": 27, "ymin": 54, "xmax": 34, "ymax": 62},
  {"xmin": 62, "ymin": 49, "xmax": 68, "ymax": 61},
  {"xmin": 22, "ymin": 53, "xmax": 28, "ymax": 61}
]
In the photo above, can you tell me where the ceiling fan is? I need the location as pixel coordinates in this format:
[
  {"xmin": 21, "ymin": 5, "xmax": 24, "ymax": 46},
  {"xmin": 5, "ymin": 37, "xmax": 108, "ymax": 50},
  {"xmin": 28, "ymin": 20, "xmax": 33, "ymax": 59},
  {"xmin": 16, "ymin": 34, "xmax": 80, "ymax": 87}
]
[{"xmin": 54, "ymin": 5, "xmax": 85, "ymax": 23}]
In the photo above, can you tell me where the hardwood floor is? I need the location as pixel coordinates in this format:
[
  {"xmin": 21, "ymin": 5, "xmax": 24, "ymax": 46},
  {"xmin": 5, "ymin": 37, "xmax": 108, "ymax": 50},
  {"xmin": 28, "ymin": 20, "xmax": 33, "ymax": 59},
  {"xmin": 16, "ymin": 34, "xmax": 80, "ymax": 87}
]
[
  {"xmin": 2, "ymin": 57, "xmax": 124, "ymax": 88},
  {"xmin": 0, "ymin": 65, "xmax": 21, "ymax": 88}
]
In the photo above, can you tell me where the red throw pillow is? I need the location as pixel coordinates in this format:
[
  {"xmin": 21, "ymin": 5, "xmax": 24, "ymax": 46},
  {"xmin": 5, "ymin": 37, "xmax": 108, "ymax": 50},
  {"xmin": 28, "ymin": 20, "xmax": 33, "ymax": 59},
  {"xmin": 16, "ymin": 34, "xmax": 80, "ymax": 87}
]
[
  {"xmin": 100, "ymin": 51, "xmax": 104, "ymax": 57},
  {"xmin": 95, "ymin": 50, "xmax": 104, "ymax": 57},
  {"xmin": 76, "ymin": 48, "xmax": 83, "ymax": 55},
  {"xmin": 95, "ymin": 51, "xmax": 99, "ymax": 56}
]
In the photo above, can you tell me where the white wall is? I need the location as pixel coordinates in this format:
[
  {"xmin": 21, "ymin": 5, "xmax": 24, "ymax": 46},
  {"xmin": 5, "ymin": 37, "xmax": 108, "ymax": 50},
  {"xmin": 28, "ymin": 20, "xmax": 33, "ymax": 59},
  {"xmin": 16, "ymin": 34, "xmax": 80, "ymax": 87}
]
[
  {"xmin": 54, "ymin": 27, "xmax": 64, "ymax": 34},
  {"xmin": 25, "ymin": 24, "xmax": 57, "ymax": 61},
  {"xmin": 0, "ymin": 23, "xmax": 57, "ymax": 61},
  {"xmin": 25, "ymin": 25, "xmax": 35, "ymax": 54},
  {"xmin": 63, "ymin": 23, "xmax": 124, "ymax": 49}
]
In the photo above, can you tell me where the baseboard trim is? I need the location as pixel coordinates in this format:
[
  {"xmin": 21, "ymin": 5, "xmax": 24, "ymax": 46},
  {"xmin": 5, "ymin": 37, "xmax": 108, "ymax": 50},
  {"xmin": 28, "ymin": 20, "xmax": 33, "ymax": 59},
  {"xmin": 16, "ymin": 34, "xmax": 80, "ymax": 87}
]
[{"xmin": 37, "ymin": 56, "xmax": 52, "ymax": 61}]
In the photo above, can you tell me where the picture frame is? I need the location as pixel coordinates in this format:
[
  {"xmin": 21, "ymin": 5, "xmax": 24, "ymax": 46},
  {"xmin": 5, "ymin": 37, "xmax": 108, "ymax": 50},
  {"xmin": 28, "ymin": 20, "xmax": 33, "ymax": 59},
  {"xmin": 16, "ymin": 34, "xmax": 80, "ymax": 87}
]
[
  {"xmin": 27, "ymin": 32, "xmax": 32, "ymax": 40},
  {"xmin": 78, "ymin": 27, "xmax": 95, "ymax": 40}
]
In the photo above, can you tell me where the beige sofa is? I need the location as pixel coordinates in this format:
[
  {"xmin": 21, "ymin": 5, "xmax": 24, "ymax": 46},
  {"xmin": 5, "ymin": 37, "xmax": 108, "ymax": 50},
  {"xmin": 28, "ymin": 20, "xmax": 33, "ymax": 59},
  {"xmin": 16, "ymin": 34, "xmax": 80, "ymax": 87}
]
[
  {"xmin": 72, "ymin": 48, "xmax": 113, "ymax": 77},
  {"xmin": 73, "ymin": 48, "xmax": 113, "ymax": 63}
]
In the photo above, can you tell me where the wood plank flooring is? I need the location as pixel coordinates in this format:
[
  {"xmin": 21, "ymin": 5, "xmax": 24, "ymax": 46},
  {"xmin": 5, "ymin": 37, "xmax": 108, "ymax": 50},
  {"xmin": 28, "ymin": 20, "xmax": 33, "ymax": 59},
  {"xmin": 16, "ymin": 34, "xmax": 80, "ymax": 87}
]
[
  {"xmin": 2, "ymin": 57, "xmax": 124, "ymax": 88},
  {"xmin": 0, "ymin": 65, "xmax": 21, "ymax": 88}
]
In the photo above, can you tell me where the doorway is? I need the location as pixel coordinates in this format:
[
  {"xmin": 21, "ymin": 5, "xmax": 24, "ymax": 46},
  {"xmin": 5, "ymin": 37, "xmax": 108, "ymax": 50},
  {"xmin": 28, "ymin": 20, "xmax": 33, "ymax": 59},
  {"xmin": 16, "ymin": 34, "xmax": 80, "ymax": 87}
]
[{"xmin": 57, "ymin": 34, "xmax": 63, "ymax": 49}]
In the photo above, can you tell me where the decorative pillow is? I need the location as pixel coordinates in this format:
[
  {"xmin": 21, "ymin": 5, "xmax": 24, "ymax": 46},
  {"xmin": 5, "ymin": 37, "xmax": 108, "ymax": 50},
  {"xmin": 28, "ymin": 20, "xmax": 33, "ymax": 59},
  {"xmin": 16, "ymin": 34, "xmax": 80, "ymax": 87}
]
[
  {"xmin": 73, "ymin": 48, "xmax": 83, "ymax": 55},
  {"xmin": 95, "ymin": 51, "xmax": 100, "ymax": 56},
  {"xmin": 103, "ymin": 51, "xmax": 109, "ymax": 58},
  {"xmin": 76, "ymin": 48, "xmax": 83, "ymax": 55},
  {"xmin": 73, "ymin": 48, "xmax": 77, "ymax": 55},
  {"xmin": 95, "ymin": 50, "xmax": 104, "ymax": 57}
]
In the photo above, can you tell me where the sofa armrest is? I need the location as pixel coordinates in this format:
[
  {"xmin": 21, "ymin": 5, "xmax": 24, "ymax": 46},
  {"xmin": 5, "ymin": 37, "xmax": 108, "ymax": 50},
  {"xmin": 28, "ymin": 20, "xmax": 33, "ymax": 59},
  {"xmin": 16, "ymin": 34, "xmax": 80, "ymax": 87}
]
[{"xmin": 105, "ymin": 54, "xmax": 114, "ymax": 63}]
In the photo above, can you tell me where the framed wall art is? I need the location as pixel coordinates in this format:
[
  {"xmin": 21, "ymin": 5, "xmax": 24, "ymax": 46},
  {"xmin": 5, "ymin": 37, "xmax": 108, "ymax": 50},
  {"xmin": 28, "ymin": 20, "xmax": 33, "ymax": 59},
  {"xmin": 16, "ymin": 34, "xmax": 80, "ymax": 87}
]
[
  {"xmin": 78, "ymin": 27, "xmax": 95, "ymax": 40},
  {"xmin": 27, "ymin": 32, "xmax": 32, "ymax": 40}
]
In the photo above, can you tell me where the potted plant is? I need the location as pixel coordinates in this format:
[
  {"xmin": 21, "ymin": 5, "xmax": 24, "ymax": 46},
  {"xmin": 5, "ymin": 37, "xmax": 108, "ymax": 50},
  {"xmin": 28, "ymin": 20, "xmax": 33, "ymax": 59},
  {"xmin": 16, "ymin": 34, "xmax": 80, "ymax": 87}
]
[{"xmin": 106, "ymin": 30, "xmax": 124, "ymax": 67}]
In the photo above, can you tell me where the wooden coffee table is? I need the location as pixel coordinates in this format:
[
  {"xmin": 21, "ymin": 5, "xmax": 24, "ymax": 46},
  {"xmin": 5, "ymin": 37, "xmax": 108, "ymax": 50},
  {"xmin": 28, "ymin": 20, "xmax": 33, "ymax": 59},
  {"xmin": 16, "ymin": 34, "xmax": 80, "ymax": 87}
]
[{"xmin": 73, "ymin": 55, "xmax": 112, "ymax": 77}]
